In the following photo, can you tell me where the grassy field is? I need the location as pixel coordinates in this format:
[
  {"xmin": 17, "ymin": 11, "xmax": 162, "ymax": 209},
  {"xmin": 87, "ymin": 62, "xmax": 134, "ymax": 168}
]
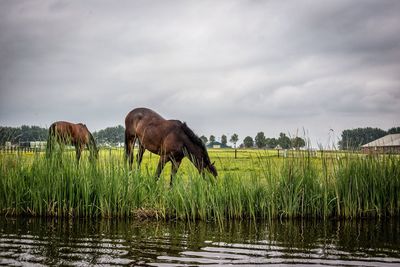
[{"xmin": 0, "ymin": 148, "xmax": 399, "ymax": 221}]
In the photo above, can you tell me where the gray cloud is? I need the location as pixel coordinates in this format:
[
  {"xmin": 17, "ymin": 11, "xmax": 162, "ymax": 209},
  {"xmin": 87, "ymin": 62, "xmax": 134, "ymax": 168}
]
[{"xmin": 1, "ymin": 0, "xmax": 399, "ymax": 146}]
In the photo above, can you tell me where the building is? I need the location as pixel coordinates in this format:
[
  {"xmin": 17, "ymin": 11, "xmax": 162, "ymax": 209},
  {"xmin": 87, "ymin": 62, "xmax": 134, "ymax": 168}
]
[
  {"xmin": 361, "ymin": 134, "xmax": 400, "ymax": 154},
  {"xmin": 206, "ymin": 141, "xmax": 231, "ymax": 149},
  {"xmin": 30, "ymin": 141, "xmax": 47, "ymax": 150},
  {"xmin": 15, "ymin": 141, "xmax": 47, "ymax": 150}
]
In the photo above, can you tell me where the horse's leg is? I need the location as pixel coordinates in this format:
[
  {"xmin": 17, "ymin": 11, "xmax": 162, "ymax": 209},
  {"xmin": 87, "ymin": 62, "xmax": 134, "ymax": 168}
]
[
  {"xmin": 155, "ymin": 155, "xmax": 169, "ymax": 180},
  {"xmin": 125, "ymin": 135, "xmax": 131, "ymax": 164},
  {"xmin": 170, "ymin": 158, "xmax": 182, "ymax": 187},
  {"xmin": 125, "ymin": 135, "xmax": 136, "ymax": 168},
  {"xmin": 137, "ymin": 142, "xmax": 145, "ymax": 170},
  {"xmin": 75, "ymin": 145, "xmax": 81, "ymax": 164},
  {"xmin": 46, "ymin": 136, "xmax": 53, "ymax": 158},
  {"xmin": 86, "ymin": 142, "xmax": 94, "ymax": 162}
]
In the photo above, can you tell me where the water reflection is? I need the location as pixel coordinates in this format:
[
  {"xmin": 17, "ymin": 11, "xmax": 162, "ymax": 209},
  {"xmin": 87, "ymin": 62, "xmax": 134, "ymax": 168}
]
[{"xmin": 0, "ymin": 217, "xmax": 399, "ymax": 266}]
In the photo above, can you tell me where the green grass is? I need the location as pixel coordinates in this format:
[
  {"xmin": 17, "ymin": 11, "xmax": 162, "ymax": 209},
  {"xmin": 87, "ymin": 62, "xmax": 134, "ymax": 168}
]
[{"xmin": 0, "ymin": 148, "xmax": 399, "ymax": 221}]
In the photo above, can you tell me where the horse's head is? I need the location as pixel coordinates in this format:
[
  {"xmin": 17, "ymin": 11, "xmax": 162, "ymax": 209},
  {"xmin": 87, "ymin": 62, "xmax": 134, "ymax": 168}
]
[
  {"xmin": 206, "ymin": 161, "xmax": 218, "ymax": 177},
  {"xmin": 89, "ymin": 147, "xmax": 99, "ymax": 162},
  {"xmin": 94, "ymin": 147, "xmax": 99, "ymax": 159},
  {"xmin": 180, "ymin": 122, "xmax": 217, "ymax": 177}
]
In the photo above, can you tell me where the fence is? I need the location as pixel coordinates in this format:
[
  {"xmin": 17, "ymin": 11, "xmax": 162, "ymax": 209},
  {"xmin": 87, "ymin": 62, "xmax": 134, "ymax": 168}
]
[{"xmin": 0, "ymin": 146, "xmax": 46, "ymax": 153}]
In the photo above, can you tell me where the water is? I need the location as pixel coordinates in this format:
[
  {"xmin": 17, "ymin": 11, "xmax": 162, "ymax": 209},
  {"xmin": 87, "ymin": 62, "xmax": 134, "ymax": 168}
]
[{"xmin": 0, "ymin": 218, "xmax": 399, "ymax": 266}]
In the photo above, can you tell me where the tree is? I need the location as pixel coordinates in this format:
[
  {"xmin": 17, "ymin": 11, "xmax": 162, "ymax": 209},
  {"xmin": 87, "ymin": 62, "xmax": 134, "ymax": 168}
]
[
  {"xmin": 209, "ymin": 135, "xmax": 216, "ymax": 143},
  {"xmin": 221, "ymin": 134, "xmax": 227, "ymax": 146},
  {"xmin": 200, "ymin": 135, "xmax": 208, "ymax": 144},
  {"xmin": 255, "ymin": 132, "xmax": 266, "ymax": 148},
  {"xmin": 93, "ymin": 125, "xmax": 125, "ymax": 146},
  {"xmin": 230, "ymin": 133, "xmax": 239, "ymax": 159},
  {"xmin": 20, "ymin": 125, "xmax": 47, "ymax": 141},
  {"xmin": 243, "ymin": 136, "xmax": 254, "ymax": 148},
  {"xmin": 388, "ymin": 127, "xmax": 400, "ymax": 134},
  {"xmin": 230, "ymin": 133, "xmax": 239, "ymax": 147},
  {"xmin": 278, "ymin": 133, "xmax": 291, "ymax": 149},
  {"xmin": 0, "ymin": 125, "xmax": 48, "ymax": 145},
  {"xmin": 265, "ymin": 137, "xmax": 278, "ymax": 148},
  {"xmin": 292, "ymin": 137, "xmax": 306, "ymax": 149},
  {"xmin": 338, "ymin": 127, "xmax": 386, "ymax": 150},
  {"xmin": 0, "ymin": 126, "xmax": 21, "ymax": 145}
]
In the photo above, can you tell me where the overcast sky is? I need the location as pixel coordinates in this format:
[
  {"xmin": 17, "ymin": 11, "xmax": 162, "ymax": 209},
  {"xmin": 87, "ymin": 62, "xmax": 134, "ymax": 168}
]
[{"xmin": 1, "ymin": 0, "xmax": 399, "ymax": 147}]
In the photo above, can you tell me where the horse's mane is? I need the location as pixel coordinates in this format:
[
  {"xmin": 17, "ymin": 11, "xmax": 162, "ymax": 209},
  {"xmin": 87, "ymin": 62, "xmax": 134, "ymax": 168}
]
[
  {"xmin": 180, "ymin": 122, "xmax": 209, "ymax": 158},
  {"xmin": 81, "ymin": 124, "xmax": 97, "ymax": 152},
  {"xmin": 87, "ymin": 131, "xmax": 97, "ymax": 150}
]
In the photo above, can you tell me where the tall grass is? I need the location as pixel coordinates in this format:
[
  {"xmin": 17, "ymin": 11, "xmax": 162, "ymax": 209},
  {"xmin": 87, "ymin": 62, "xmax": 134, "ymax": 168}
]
[{"xmin": 0, "ymin": 149, "xmax": 399, "ymax": 220}]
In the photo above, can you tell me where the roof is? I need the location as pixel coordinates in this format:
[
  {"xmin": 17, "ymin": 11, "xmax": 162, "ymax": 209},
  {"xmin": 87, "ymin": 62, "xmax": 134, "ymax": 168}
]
[{"xmin": 362, "ymin": 134, "xmax": 400, "ymax": 147}]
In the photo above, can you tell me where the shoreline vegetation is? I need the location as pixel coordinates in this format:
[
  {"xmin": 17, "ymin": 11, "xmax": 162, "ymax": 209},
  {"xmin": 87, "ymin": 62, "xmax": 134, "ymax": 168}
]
[{"xmin": 0, "ymin": 149, "xmax": 399, "ymax": 222}]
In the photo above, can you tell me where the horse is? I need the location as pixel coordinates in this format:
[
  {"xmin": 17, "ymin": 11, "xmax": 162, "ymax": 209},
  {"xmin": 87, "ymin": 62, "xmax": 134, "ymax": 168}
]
[
  {"xmin": 125, "ymin": 107, "xmax": 217, "ymax": 184},
  {"xmin": 46, "ymin": 121, "xmax": 98, "ymax": 163}
]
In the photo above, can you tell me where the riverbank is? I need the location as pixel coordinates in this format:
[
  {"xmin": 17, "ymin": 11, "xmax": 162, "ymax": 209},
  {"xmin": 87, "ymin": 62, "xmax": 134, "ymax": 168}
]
[{"xmin": 1, "ymin": 149, "xmax": 399, "ymax": 221}]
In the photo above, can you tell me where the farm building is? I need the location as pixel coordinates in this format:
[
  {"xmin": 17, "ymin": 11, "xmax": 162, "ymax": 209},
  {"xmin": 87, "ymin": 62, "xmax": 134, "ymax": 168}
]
[
  {"xmin": 30, "ymin": 141, "xmax": 47, "ymax": 149},
  {"xmin": 206, "ymin": 141, "xmax": 231, "ymax": 149},
  {"xmin": 361, "ymin": 134, "xmax": 400, "ymax": 154},
  {"xmin": 15, "ymin": 141, "xmax": 47, "ymax": 150}
]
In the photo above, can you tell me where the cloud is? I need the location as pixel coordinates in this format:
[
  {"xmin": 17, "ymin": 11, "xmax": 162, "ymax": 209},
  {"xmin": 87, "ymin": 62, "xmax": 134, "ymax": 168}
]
[{"xmin": 0, "ymin": 0, "xmax": 399, "ymax": 146}]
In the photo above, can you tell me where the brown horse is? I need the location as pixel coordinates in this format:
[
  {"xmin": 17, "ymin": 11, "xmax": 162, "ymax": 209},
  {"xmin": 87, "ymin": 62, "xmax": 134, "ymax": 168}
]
[
  {"xmin": 46, "ymin": 121, "xmax": 98, "ymax": 162},
  {"xmin": 125, "ymin": 108, "xmax": 217, "ymax": 184}
]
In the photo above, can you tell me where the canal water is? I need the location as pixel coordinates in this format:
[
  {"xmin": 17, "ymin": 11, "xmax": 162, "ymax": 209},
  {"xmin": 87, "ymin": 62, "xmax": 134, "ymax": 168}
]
[{"xmin": 0, "ymin": 217, "xmax": 399, "ymax": 266}]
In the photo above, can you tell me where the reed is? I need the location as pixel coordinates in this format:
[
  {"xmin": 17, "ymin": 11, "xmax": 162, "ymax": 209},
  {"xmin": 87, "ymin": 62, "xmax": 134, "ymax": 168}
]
[{"xmin": 0, "ymin": 149, "xmax": 399, "ymax": 220}]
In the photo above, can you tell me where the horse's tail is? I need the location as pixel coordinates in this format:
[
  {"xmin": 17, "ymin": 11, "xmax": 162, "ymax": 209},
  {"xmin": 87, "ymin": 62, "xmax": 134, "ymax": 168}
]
[
  {"xmin": 124, "ymin": 129, "xmax": 129, "ymax": 159},
  {"xmin": 46, "ymin": 123, "xmax": 56, "ymax": 158}
]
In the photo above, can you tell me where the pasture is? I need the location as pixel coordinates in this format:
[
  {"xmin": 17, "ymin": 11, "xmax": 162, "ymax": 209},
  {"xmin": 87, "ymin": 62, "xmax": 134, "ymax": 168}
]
[{"xmin": 0, "ymin": 148, "xmax": 399, "ymax": 222}]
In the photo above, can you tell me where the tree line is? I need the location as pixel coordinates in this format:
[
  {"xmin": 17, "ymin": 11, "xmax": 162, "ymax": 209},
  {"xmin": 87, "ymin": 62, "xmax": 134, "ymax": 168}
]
[
  {"xmin": 200, "ymin": 132, "xmax": 306, "ymax": 149},
  {"xmin": 1, "ymin": 125, "xmax": 399, "ymax": 150},
  {"xmin": 92, "ymin": 125, "xmax": 125, "ymax": 146},
  {"xmin": 338, "ymin": 127, "xmax": 400, "ymax": 150},
  {"xmin": 0, "ymin": 125, "xmax": 126, "ymax": 147},
  {"xmin": 0, "ymin": 126, "xmax": 48, "ymax": 145}
]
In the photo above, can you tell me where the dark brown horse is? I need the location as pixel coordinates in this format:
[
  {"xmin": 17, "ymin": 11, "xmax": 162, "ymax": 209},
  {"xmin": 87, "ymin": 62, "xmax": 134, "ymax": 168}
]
[
  {"xmin": 125, "ymin": 108, "xmax": 217, "ymax": 184},
  {"xmin": 46, "ymin": 121, "xmax": 98, "ymax": 162}
]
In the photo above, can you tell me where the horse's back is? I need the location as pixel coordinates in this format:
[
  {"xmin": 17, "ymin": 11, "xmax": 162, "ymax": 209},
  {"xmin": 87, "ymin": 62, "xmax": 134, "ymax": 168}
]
[
  {"xmin": 51, "ymin": 121, "xmax": 71, "ymax": 135},
  {"xmin": 125, "ymin": 108, "xmax": 165, "ymax": 134},
  {"xmin": 124, "ymin": 108, "xmax": 186, "ymax": 154},
  {"xmin": 125, "ymin": 108, "xmax": 164, "ymax": 122},
  {"xmin": 50, "ymin": 121, "xmax": 89, "ymax": 143}
]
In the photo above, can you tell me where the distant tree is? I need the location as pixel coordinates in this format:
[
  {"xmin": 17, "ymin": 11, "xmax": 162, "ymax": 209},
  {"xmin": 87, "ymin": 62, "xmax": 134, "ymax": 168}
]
[
  {"xmin": 265, "ymin": 137, "xmax": 278, "ymax": 148},
  {"xmin": 0, "ymin": 127, "xmax": 19, "ymax": 145},
  {"xmin": 209, "ymin": 135, "xmax": 216, "ymax": 143},
  {"xmin": 243, "ymin": 136, "xmax": 254, "ymax": 148},
  {"xmin": 388, "ymin": 127, "xmax": 400, "ymax": 134},
  {"xmin": 230, "ymin": 133, "xmax": 239, "ymax": 147},
  {"xmin": 338, "ymin": 127, "xmax": 386, "ymax": 150},
  {"xmin": 255, "ymin": 132, "xmax": 266, "ymax": 148},
  {"xmin": 93, "ymin": 125, "xmax": 125, "ymax": 146},
  {"xmin": 230, "ymin": 133, "xmax": 239, "ymax": 158},
  {"xmin": 20, "ymin": 125, "xmax": 48, "ymax": 142},
  {"xmin": 0, "ymin": 125, "xmax": 47, "ymax": 145},
  {"xmin": 291, "ymin": 137, "xmax": 306, "ymax": 149},
  {"xmin": 221, "ymin": 134, "xmax": 227, "ymax": 146},
  {"xmin": 278, "ymin": 133, "xmax": 291, "ymax": 149},
  {"xmin": 200, "ymin": 135, "xmax": 208, "ymax": 144}
]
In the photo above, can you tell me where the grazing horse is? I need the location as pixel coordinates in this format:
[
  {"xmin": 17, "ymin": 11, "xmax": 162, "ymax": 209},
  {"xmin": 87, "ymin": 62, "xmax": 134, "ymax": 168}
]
[
  {"xmin": 46, "ymin": 121, "xmax": 98, "ymax": 162},
  {"xmin": 125, "ymin": 108, "xmax": 217, "ymax": 184}
]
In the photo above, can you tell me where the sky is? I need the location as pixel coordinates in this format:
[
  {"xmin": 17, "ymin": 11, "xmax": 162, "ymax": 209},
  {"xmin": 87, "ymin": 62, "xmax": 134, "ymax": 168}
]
[{"xmin": 1, "ymin": 0, "xmax": 399, "ymax": 147}]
